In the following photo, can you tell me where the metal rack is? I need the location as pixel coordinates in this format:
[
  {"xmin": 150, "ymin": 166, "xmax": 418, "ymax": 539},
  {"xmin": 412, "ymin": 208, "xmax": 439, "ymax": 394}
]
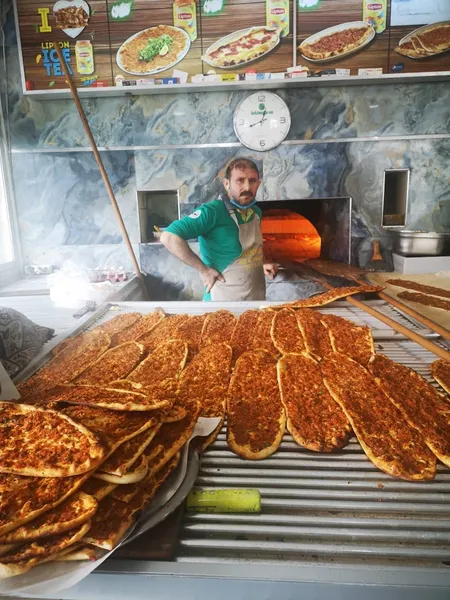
[{"xmin": 16, "ymin": 301, "xmax": 450, "ymax": 598}]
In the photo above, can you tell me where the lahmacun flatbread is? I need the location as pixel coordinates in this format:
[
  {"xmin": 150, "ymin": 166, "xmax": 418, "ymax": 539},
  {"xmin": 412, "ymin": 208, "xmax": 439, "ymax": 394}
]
[
  {"xmin": 177, "ymin": 342, "xmax": 232, "ymax": 449},
  {"xmin": 144, "ymin": 400, "xmax": 200, "ymax": 475},
  {"xmin": 0, "ymin": 492, "xmax": 97, "ymax": 544},
  {"xmin": 55, "ymin": 543, "xmax": 100, "ymax": 561},
  {"xmin": 230, "ymin": 309, "xmax": 260, "ymax": 362},
  {"xmin": 431, "ymin": 359, "xmax": 450, "ymax": 395},
  {"xmin": 271, "ymin": 285, "xmax": 383, "ymax": 310},
  {"xmin": 112, "ymin": 452, "xmax": 180, "ymax": 504},
  {"xmin": 53, "ymin": 384, "xmax": 172, "ymax": 412},
  {"xmin": 271, "ymin": 308, "xmax": 306, "ymax": 355},
  {"xmin": 98, "ymin": 425, "xmax": 161, "ymax": 477},
  {"xmin": 81, "ymin": 478, "xmax": 117, "ymax": 501},
  {"xmin": 62, "ymin": 405, "xmax": 161, "ymax": 457},
  {"xmin": 93, "ymin": 453, "xmax": 148, "ymax": 485},
  {"xmin": 299, "ymin": 23, "xmax": 372, "ymax": 60},
  {"xmin": 137, "ymin": 314, "xmax": 190, "ymax": 352},
  {"xmin": 200, "ymin": 310, "xmax": 236, "ymax": 346},
  {"xmin": 110, "ymin": 309, "xmax": 165, "ymax": 347},
  {"xmin": 398, "ymin": 291, "xmax": 450, "ymax": 311},
  {"xmin": 163, "ymin": 402, "xmax": 187, "ymax": 423},
  {"xmin": 128, "ymin": 339, "xmax": 188, "ymax": 387},
  {"xmin": 0, "ymin": 544, "xmax": 19, "ymax": 558},
  {"xmin": 396, "ymin": 22, "xmax": 450, "ymax": 58},
  {"xmin": 51, "ymin": 312, "xmax": 140, "ymax": 357},
  {"xmin": 29, "ymin": 330, "xmax": 111, "ymax": 385},
  {"xmin": 295, "ymin": 308, "xmax": 333, "ymax": 360},
  {"xmin": 82, "ymin": 496, "xmax": 135, "ymax": 550},
  {"xmin": 96, "ymin": 312, "xmax": 142, "ymax": 337},
  {"xmin": 277, "ymin": 353, "xmax": 351, "ymax": 452},
  {"xmin": 0, "ymin": 521, "xmax": 91, "ymax": 579},
  {"xmin": 173, "ymin": 314, "xmax": 207, "ymax": 359},
  {"xmin": 0, "ymin": 403, "xmax": 105, "ymax": 477},
  {"xmin": 52, "ymin": 313, "xmax": 140, "ymax": 356},
  {"xmin": 369, "ymin": 354, "xmax": 450, "ymax": 469},
  {"xmin": 251, "ymin": 310, "xmax": 279, "ymax": 357},
  {"xmin": 0, "ymin": 472, "xmax": 89, "ymax": 537},
  {"xmin": 386, "ymin": 279, "xmax": 450, "ymax": 299},
  {"xmin": 18, "ymin": 329, "xmax": 111, "ymax": 402},
  {"xmin": 321, "ymin": 354, "xmax": 436, "ymax": 481},
  {"xmin": 320, "ymin": 313, "xmax": 374, "ymax": 366},
  {"xmin": 178, "ymin": 343, "xmax": 232, "ymax": 419},
  {"xmin": 227, "ymin": 350, "xmax": 286, "ymax": 460},
  {"xmin": 73, "ymin": 342, "xmax": 145, "ymax": 386}
]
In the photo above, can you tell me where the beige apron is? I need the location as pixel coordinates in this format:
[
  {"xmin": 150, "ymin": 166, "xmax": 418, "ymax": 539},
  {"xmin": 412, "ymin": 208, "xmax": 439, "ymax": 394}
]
[{"xmin": 210, "ymin": 208, "xmax": 266, "ymax": 302}]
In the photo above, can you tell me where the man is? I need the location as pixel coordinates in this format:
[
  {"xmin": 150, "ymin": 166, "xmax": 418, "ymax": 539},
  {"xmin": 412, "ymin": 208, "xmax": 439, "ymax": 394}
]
[{"xmin": 160, "ymin": 158, "xmax": 278, "ymax": 301}]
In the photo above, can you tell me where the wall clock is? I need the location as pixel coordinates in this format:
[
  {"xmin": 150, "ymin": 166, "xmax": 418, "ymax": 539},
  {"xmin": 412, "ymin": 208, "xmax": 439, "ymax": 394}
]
[{"xmin": 233, "ymin": 92, "xmax": 291, "ymax": 152}]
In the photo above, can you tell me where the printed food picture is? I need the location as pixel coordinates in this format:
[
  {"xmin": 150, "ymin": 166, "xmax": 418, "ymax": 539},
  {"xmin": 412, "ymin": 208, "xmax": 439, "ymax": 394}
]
[
  {"xmin": 296, "ymin": 0, "xmax": 390, "ymax": 73},
  {"xmin": 117, "ymin": 25, "xmax": 191, "ymax": 75},
  {"xmin": 390, "ymin": 0, "xmax": 450, "ymax": 72},
  {"xmin": 15, "ymin": 0, "xmax": 113, "ymax": 90},
  {"xmin": 199, "ymin": 0, "xmax": 292, "ymax": 74},
  {"xmin": 116, "ymin": 0, "xmax": 198, "ymax": 77}
]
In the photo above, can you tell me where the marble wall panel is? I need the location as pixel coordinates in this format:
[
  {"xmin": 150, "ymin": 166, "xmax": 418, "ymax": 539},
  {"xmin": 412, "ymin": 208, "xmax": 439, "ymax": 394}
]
[{"xmin": 12, "ymin": 151, "xmax": 138, "ymax": 260}]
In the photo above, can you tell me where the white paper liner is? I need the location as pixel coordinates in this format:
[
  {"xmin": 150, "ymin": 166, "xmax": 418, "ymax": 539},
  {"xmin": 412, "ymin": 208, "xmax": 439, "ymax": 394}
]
[
  {"xmin": 0, "ymin": 416, "xmax": 221, "ymax": 597},
  {"xmin": 0, "ymin": 363, "xmax": 20, "ymax": 401}
]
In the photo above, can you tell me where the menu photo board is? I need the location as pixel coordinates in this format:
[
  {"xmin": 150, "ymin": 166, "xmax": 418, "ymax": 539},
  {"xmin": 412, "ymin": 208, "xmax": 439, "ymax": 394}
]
[
  {"xmin": 200, "ymin": 0, "xmax": 293, "ymax": 76},
  {"xmin": 389, "ymin": 0, "xmax": 450, "ymax": 74},
  {"xmin": 110, "ymin": 0, "xmax": 202, "ymax": 85},
  {"xmin": 296, "ymin": 0, "xmax": 390, "ymax": 75},
  {"xmin": 15, "ymin": 0, "xmax": 113, "ymax": 90}
]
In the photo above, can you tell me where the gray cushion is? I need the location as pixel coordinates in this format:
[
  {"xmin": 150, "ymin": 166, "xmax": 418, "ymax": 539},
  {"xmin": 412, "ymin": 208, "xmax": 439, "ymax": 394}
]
[{"xmin": 0, "ymin": 307, "xmax": 54, "ymax": 377}]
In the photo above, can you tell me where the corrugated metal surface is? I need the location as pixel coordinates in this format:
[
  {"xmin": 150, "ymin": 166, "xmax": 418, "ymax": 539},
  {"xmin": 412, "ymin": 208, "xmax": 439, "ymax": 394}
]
[
  {"xmin": 21, "ymin": 301, "xmax": 450, "ymax": 568},
  {"xmin": 178, "ymin": 339, "xmax": 450, "ymax": 566}
]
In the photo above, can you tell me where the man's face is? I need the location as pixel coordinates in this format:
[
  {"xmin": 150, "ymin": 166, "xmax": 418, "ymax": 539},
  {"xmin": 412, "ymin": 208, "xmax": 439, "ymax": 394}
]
[{"xmin": 223, "ymin": 167, "xmax": 260, "ymax": 206}]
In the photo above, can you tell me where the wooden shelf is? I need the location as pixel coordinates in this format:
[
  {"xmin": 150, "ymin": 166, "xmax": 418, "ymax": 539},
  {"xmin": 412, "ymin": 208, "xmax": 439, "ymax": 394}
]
[{"xmin": 22, "ymin": 71, "xmax": 450, "ymax": 100}]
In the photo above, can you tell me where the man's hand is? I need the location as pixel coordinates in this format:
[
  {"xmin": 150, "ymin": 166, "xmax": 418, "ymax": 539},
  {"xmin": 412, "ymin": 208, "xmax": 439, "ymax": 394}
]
[
  {"xmin": 264, "ymin": 262, "xmax": 278, "ymax": 280},
  {"xmin": 200, "ymin": 266, "xmax": 225, "ymax": 294}
]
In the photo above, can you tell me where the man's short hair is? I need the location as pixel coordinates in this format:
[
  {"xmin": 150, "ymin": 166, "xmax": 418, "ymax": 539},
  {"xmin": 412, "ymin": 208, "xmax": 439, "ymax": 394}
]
[{"xmin": 224, "ymin": 158, "xmax": 260, "ymax": 180}]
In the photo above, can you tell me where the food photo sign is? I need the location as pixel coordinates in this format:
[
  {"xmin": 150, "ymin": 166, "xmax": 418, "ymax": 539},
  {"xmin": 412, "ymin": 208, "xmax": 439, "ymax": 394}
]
[
  {"xmin": 110, "ymin": 0, "xmax": 202, "ymax": 85},
  {"xmin": 200, "ymin": 0, "xmax": 293, "ymax": 75},
  {"xmin": 296, "ymin": 0, "xmax": 390, "ymax": 74},
  {"xmin": 15, "ymin": 0, "xmax": 114, "ymax": 89},
  {"xmin": 389, "ymin": 0, "xmax": 450, "ymax": 73},
  {"xmin": 13, "ymin": 0, "xmax": 450, "ymax": 93}
]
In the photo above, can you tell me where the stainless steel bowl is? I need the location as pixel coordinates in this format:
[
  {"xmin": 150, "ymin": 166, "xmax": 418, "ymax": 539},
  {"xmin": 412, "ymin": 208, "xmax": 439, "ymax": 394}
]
[{"xmin": 393, "ymin": 230, "xmax": 450, "ymax": 257}]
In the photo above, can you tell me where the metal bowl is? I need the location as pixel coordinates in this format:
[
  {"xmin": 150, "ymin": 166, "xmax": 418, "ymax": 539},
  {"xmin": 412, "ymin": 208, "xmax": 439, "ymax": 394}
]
[{"xmin": 393, "ymin": 230, "xmax": 450, "ymax": 257}]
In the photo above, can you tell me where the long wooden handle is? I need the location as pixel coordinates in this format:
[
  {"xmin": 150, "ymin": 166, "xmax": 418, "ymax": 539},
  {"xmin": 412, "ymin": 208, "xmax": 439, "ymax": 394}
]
[
  {"xmin": 53, "ymin": 42, "xmax": 149, "ymax": 301},
  {"xmin": 312, "ymin": 275, "xmax": 450, "ymax": 361},
  {"xmin": 347, "ymin": 275, "xmax": 450, "ymax": 341},
  {"xmin": 377, "ymin": 290, "xmax": 450, "ymax": 341},
  {"xmin": 344, "ymin": 294, "xmax": 450, "ymax": 361}
]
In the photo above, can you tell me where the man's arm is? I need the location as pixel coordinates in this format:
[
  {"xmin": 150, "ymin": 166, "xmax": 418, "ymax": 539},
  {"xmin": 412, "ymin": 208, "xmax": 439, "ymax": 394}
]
[{"xmin": 160, "ymin": 231, "xmax": 225, "ymax": 293}]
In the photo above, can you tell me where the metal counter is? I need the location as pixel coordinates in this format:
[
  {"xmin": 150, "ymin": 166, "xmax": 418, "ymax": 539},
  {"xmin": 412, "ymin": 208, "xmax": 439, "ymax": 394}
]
[{"xmin": 19, "ymin": 301, "xmax": 450, "ymax": 600}]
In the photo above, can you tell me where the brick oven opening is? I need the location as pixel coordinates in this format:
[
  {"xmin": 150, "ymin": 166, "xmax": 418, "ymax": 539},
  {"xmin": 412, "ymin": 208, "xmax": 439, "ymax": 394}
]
[
  {"xmin": 261, "ymin": 209, "xmax": 321, "ymax": 263},
  {"xmin": 258, "ymin": 197, "xmax": 352, "ymax": 265}
]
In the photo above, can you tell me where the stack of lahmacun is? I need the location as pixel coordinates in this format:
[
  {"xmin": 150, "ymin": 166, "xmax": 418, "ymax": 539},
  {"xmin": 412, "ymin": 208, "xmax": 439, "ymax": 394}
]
[{"xmin": 1, "ymin": 290, "xmax": 450, "ymax": 579}]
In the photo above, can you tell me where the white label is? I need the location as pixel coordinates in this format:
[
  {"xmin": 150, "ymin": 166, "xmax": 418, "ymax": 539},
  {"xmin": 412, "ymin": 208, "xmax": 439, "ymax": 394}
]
[{"xmin": 188, "ymin": 210, "xmax": 201, "ymax": 219}]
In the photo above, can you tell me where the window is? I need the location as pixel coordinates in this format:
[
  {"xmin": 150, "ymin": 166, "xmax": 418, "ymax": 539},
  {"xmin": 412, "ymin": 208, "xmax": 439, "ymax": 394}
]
[
  {"xmin": 0, "ymin": 158, "xmax": 14, "ymax": 267},
  {"xmin": 0, "ymin": 93, "xmax": 20, "ymax": 284}
]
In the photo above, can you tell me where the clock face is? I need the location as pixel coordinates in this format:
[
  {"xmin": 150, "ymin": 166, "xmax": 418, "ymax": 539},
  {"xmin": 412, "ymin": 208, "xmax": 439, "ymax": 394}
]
[{"xmin": 233, "ymin": 92, "xmax": 291, "ymax": 152}]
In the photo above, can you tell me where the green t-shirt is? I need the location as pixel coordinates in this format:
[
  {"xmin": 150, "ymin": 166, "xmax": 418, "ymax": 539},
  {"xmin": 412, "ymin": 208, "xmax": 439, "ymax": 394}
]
[{"xmin": 165, "ymin": 199, "xmax": 262, "ymax": 300}]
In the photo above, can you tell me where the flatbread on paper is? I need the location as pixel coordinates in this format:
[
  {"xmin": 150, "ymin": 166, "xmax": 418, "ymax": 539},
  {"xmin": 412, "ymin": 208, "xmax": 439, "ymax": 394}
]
[{"xmin": 0, "ymin": 403, "xmax": 105, "ymax": 477}]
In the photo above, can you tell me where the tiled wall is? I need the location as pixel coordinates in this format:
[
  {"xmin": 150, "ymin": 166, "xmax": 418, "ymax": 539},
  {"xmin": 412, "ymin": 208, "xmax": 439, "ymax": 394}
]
[{"xmin": 5, "ymin": 13, "xmax": 450, "ymax": 300}]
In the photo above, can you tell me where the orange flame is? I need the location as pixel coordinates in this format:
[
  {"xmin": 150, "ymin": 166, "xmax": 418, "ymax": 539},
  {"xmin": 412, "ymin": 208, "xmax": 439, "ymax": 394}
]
[{"xmin": 261, "ymin": 209, "xmax": 321, "ymax": 263}]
